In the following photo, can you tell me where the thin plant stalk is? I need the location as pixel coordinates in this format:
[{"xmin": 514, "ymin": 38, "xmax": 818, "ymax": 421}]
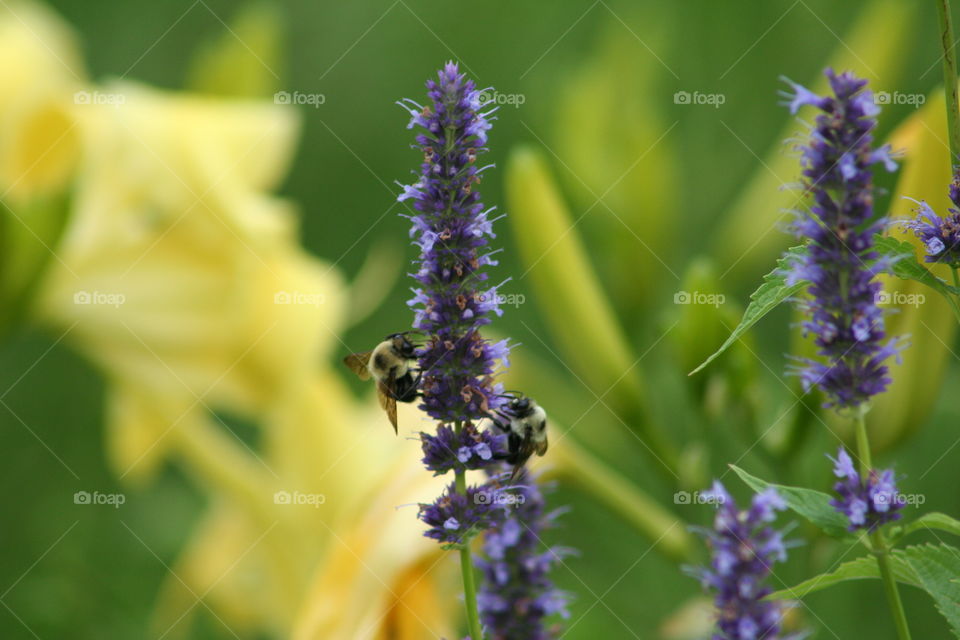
[
  {"xmin": 454, "ymin": 422, "xmax": 484, "ymax": 640},
  {"xmin": 853, "ymin": 408, "xmax": 913, "ymax": 640},
  {"xmin": 937, "ymin": 0, "xmax": 960, "ymax": 162}
]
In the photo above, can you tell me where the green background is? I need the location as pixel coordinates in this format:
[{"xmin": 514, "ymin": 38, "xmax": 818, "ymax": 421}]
[{"xmin": 1, "ymin": 1, "xmax": 956, "ymax": 638}]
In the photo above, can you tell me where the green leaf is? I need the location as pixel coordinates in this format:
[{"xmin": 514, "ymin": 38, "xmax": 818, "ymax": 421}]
[
  {"xmin": 896, "ymin": 544, "xmax": 960, "ymax": 637},
  {"xmin": 770, "ymin": 543, "xmax": 960, "ymax": 637},
  {"xmin": 874, "ymin": 235, "xmax": 958, "ymax": 296},
  {"xmin": 894, "ymin": 512, "xmax": 960, "ymax": 542},
  {"xmin": 729, "ymin": 465, "xmax": 850, "ymax": 538},
  {"xmin": 767, "ymin": 554, "xmax": 920, "ymax": 600},
  {"xmin": 689, "ymin": 247, "xmax": 808, "ymax": 376}
]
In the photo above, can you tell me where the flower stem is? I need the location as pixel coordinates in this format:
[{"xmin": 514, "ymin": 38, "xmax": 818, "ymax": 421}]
[
  {"xmin": 454, "ymin": 421, "xmax": 484, "ymax": 640},
  {"xmin": 853, "ymin": 407, "xmax": 912, "ymax": 640},
  {"xmin": 936, "ymin": 0, "xmax": 960, "ymax": 162}
]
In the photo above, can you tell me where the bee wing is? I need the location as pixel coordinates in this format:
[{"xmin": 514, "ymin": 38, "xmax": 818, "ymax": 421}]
[
  {"xmin": 376, "ymin": 380, "xmax": 399, "ymax": 434},
  {"xmin": 343, "ymin": 351, "xmax": 373, "ymax": 380},
  {"xmin": 535, "ymin": 434, "xmax": 548, "ymax": 456},
  {"xmin": 508, "ymin": 440, "xmax": 538, "ymax": 481}
]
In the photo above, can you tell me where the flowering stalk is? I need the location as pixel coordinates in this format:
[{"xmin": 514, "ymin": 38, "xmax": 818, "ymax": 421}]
[
  {"xmin": 694, "ymin": 481, "xmax": 793, "ymax": 640},
  {"xmin": 936, "ymin": 0, "xmax": 960, "ymax": 161},
  {"xmin": 781, "ymin": 69, "xmax": 900, "ymax": 408},
  {"xmin": 399, "ymin": 62, "xmax": 512, "ymax": 640},
  {"xmin": 782, "ymin": 70, "xmax": 911, "ymax": 640},
  {"xmin": 476, "ymin": 470, "xmax": 571, "ymax": 640}
]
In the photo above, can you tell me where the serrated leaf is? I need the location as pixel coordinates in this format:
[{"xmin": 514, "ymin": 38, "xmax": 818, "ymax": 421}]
[
  {"xmin": 729, "ymin": 465, "xmax": 851, "ymax": 538},
  {"xmin": 896, "ymin": 543, "xmax": 960, "ymax": 637},
  {"xmin": 874, "ymin": 235, "xmax": 958, "ymax": 296},
  {"xmin": 894, "ymin": 512, "xmax": 960, "ymax": 542},
  {"xmin": 767, "ymin": 554, "xmax": 921, "ymax": 600},
  {"xmin": 689, "ymin": 246, "xmax": 808, "ymax": 376}
]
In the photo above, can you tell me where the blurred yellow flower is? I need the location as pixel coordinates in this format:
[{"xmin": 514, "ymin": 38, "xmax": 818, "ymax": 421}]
[
  {"xmin": 0, "ymin": 3, "xmax": 461, "ymax": 638},
  {"xmin": 0, "ymin": 1, "xmax": 83, "ymax": 204}
]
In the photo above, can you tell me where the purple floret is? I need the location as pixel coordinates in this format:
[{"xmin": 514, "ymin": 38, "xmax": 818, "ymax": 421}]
[
  {"xmin": 780, "ymin": 69, "xmax": 902, "ymax": 408},
  {"xmin": 397, "ymin": 61, "xmax": 510, "ymax": 424},
  {"xmin": 902, "ymin": 169, "xmax": 960, "ymax": 265},
  {"xmin": 476, "ymin": 471, "xmax": 572, "ymax": 640},
  {"xmin": 829, "ymin": 447, "xmax": 903, "ymax": 531},
  {"xmin": 695, "ymin": 481, "xmax": 792, "ymax": 640}
]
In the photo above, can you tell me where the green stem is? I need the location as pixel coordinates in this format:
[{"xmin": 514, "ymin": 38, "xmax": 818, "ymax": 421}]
[
  {"xmin": 853, "ymin": 407, "xmax": 912, "ymax": 640},
  {"xmin": 937, "ymin": 0, "xmax": 960, "ymax": 162},
  {"xmin": 454, "ymin": 421, "xmax": 484, "ymax": 640}
]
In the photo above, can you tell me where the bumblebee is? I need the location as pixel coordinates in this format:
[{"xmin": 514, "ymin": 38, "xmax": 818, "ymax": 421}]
[
  {"xmin": 343, "ymin": 333, "xmax": 421, "ymax": 433},
  {"xmin": 490, "ymin": 393, "xmax": 548, "ymax": 480}
]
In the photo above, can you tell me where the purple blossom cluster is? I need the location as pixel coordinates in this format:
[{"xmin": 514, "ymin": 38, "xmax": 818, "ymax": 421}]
[
  {"xmin": 696, "ymin": 481, "xmax": 790, "ymax": 640},
  {"xmin": 476, "ymin": 472, "xmax": 571, "ymax": 640},
  {"xmin": 421, "ymin": 422, "xmax": 507, "ymax": 475},
  {"xmin": 829, "ymin": 447, "xmax": 902, "ymax": 531},
  {"xmin": 903, "ymin": 169, "xmax": 960, "ymax": 265},
  {"xmin": 399, "ymin": 64, "xmax": 516, "ymax": 549},
  {"xmin": 419, "ymin": 482, "xmax": 513, "ymax": 547},
  {"xmin": 398, "ymin": 61, "xmax": 510, "ymax": 424},
  {"xmin": 781, "ymin": 69, "xmax": 901, "ymax": 408}
]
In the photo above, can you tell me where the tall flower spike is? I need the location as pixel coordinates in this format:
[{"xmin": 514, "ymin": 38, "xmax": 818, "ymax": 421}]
[
  {"xmin": 903, "ymin": 166, "xmax": 960, "ymax": 265},
  {"xmin": 829, "ymin": 447, "xmax": 903, "ymax": 531},
  {"xmin": 780, "ymin": 69, "xmax": 902, "ymax": 408},
  {"xmin": 398, "ymin": 61, "xmax": 509, "ymax": 424},
  {"xmin": 399, "ymin": 63, "xmax": 513, "ymax": 544},
  {"xmin": 695, "ymin": 481, "xmax": 793, "ymax": 640},
  {"xmin": 476, "ymin": 471, "xmax": 572, "ymax": 640}
]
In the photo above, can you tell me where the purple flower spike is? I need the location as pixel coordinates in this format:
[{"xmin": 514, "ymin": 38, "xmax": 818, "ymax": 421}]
[
  {"xmin": 397, "ymin": 62, "xmax": 508, "ymax": 424},
  {"xmin": 694, "ymin": 481, "xmax": 793, "ymax": 640},
  {"xmin": 476, "ymin": 472, "xmax": 572, "ymax": 640},
  {"xmin": 903, "ymin": 168, "xmax": 960, "ymax": 265},
  {"xmin": 829, "ymin": 447, "xmax": 903, "ymax": 531},
  {"xmin": 781, "ymin": 69, "xmax": 902, "ymax": 408},
  {"xmin": 421, "ymin": 422, "xmax": 508, "ymax": 475},
  {"xmin": 419, "ymin": 482, "xmax": 512, "ymax": 547}
]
